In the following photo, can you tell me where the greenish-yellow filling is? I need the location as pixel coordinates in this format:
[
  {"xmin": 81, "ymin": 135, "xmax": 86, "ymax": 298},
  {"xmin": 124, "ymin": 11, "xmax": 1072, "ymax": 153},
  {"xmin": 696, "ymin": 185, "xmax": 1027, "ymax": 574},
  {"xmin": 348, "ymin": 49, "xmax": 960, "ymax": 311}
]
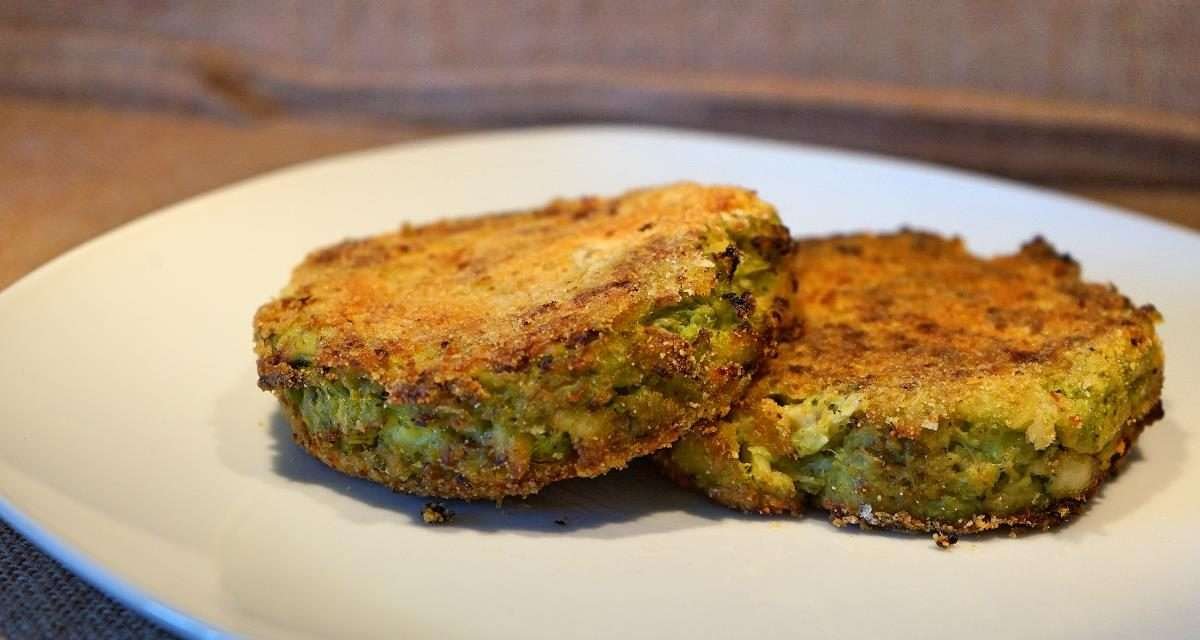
[
  {"xmin": 669, "ymin": 335, "xmax": 1162, "ymax": 524},
  {"xmin": 276, "ymin": 217, "xmax": 785, "ymax": 487}
]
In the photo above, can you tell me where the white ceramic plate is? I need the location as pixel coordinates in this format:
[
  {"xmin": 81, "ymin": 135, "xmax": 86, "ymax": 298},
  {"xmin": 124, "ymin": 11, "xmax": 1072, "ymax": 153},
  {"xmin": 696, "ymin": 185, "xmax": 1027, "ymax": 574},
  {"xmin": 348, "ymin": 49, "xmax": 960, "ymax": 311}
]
[{"xmin": 1, "ymin": 126, "xmax": 1197, "ymax": 639}]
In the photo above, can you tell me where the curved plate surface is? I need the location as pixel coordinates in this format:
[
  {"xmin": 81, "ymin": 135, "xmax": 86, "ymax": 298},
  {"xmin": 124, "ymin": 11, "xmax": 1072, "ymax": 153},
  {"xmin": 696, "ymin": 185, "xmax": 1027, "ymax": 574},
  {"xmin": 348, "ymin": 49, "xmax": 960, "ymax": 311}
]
[{"xmin": 1, "ymin": 126, "xmax": 1197, "ymax": 639}]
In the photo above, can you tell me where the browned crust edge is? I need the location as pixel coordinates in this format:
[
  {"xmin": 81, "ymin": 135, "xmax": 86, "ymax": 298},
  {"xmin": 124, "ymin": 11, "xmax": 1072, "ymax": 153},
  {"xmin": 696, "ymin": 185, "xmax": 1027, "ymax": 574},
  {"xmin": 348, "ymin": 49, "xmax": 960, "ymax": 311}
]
[
  {"xmin": 278, "ymin": 397, "xmax": 709, "ymax": 500},
  {"xmin": 827, "ymin": 400, "xmax": 1165, "ymax": 534},
  {"xmin": 661, "ymin": 401, "xmax": 1164, "ymax": 535},
  {"xmin": 269, "ymin": 273, "xmax": 793, "ymax": 501}
]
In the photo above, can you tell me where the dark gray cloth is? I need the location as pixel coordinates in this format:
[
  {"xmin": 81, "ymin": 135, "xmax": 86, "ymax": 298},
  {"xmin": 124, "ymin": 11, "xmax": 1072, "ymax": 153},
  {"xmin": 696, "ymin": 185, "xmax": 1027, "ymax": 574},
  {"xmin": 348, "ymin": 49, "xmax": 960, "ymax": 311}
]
[{"xmin": 0, "ymin": 521, "xmax": 174, "ymax": 639}]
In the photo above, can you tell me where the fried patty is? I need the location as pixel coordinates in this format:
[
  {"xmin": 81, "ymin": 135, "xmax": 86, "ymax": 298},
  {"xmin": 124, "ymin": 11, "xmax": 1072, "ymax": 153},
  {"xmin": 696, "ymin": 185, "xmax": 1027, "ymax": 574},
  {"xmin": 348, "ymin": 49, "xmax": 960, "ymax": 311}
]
[
  {"xmin": 659, "ymin": 231, "xmax": 1164, "ymax": 533},
  {"xmin": 255, "ymin": 183, "xmax": 793, "ymax": 499}
]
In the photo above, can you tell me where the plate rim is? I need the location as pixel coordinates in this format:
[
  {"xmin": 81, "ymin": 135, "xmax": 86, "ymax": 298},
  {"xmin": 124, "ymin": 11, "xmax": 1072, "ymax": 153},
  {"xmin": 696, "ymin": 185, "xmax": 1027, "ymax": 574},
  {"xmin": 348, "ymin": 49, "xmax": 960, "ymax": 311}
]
[{"xmin": 0, "ymin": 496, "xmax": 226, "ymax": 639}]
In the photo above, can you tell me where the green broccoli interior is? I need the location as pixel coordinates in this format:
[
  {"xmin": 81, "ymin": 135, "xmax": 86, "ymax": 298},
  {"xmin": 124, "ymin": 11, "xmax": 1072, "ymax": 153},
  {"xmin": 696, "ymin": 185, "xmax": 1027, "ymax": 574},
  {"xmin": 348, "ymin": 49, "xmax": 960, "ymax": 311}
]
[
  {"xmin": 668, "ymin": 334, "xmax": 1162, "ymax": 524},
  {"xmin": 276, "ymin": 216, "xmax": 785, "ymax": 487}
]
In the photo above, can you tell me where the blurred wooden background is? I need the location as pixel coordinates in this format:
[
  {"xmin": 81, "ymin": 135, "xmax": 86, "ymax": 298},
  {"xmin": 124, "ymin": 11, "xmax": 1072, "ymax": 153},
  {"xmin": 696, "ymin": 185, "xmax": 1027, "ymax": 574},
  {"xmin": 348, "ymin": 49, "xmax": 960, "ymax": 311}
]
[{"xmin": 2, "ymin": 0, "xmax": 1199, "ymax": 290}]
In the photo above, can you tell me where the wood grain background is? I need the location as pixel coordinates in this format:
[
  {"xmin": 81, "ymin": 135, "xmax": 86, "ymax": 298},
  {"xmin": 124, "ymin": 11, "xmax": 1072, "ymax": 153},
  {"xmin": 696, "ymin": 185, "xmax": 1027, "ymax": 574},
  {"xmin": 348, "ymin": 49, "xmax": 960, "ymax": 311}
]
[
  {"xmin": 2, "ymin": 0, "xmax": 1199, "ymax": 290},
  {"xmin": 3, "ymin": 1, "xmax": 1199, "ymax": 183}
]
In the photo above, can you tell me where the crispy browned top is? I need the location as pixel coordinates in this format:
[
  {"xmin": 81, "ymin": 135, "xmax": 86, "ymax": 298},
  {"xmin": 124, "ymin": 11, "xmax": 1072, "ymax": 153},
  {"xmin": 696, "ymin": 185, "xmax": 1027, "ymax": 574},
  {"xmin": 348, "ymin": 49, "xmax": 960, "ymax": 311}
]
[
  {"xmin": 255, "ymin": 183, "xmax": 783, "ymax": 394},
  {"xmin": 752, "ymin": 231, "xmax": 1161, "ymax": 439}
]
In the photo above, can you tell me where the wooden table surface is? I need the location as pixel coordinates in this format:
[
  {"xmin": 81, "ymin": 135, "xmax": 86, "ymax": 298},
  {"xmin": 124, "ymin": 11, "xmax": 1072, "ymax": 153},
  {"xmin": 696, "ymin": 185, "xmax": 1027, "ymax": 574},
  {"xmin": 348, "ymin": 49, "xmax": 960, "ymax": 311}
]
[{"xmin": 2, "ymin": 96, "xmax": 1198, "ymax": 292}]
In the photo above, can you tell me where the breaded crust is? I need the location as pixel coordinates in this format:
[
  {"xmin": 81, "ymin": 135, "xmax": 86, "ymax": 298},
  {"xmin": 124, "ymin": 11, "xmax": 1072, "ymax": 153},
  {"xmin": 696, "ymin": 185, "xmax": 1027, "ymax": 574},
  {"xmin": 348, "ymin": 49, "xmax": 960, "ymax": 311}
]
[
  {"xmin": 257, "ymin": 183, "xmax": 783, "ymax": 399},
  {"xmin": 659, "ymin": 231, "xmax": 1165, "ymax": 533},
  {"xmin": 821, "ymin": 402, "xmax": 1163, "ymax": 534},
  {"xmin": 255, "ymin": 183, "xmax": 793, "ymax": 499},
  {"xmin": 778, "ymin": 231, "xmax": 1161, "ymax": 440},
  {"xmin": 656, "ymin": 403, "xmax": 1158, "ymax": 532},
  {"xmin": 279, "ymin": 397, "xmax": 700, "ymax": 499}
]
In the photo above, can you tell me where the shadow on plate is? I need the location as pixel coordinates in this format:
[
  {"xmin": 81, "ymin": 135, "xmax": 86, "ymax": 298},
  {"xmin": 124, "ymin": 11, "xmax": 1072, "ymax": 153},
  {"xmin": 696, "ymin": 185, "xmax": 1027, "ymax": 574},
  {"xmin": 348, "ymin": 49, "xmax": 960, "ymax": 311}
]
[
  {"xmin": 808, "ymin": 408, "xmax": 1189, "ymax": 545},
  {"xmin": 1047, "ymin": 409, "xmax": 1188, "ymax": 536},
  {"xmin": 265, "ymin": 404, "xmax": 1189, "ymax": 543},
  {"xmin": 211, "ymin": 368, "xmax": 1187, "ymax": 543},
  {"xmin": 267, "ymin": 410, "xmax": 772, "ymax": 539}
]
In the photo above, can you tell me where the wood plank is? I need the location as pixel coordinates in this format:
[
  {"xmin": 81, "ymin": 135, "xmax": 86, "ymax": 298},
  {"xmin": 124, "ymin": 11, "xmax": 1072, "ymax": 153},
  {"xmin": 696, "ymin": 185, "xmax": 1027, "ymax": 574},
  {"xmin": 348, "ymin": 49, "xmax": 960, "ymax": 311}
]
[
  {"xmin": 0, "ymin": 98, "xmax": 431, "ymax": 290},
  {"xmin": 1057, "ymin": 185, "xmax": 1200, "ymax": 232},
  {"xmin": 1, "ymin": 98, "xmax": 1195, "ymax": 292},
  {"xmin": 2, "ymin": 2, "xmax": 1199, "ymax": 184}
]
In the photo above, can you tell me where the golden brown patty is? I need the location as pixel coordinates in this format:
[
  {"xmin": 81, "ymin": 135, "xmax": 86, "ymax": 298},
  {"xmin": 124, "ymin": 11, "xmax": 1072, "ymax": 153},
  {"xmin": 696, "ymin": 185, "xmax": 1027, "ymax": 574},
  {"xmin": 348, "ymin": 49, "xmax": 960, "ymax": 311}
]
[
  {"xmin": 659, "ymin": 231, "xmax": 1164, "ymax": 533},
  {"xmin": 255, "ymin": 183, "xmax": 793, "ymax": 499}
]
